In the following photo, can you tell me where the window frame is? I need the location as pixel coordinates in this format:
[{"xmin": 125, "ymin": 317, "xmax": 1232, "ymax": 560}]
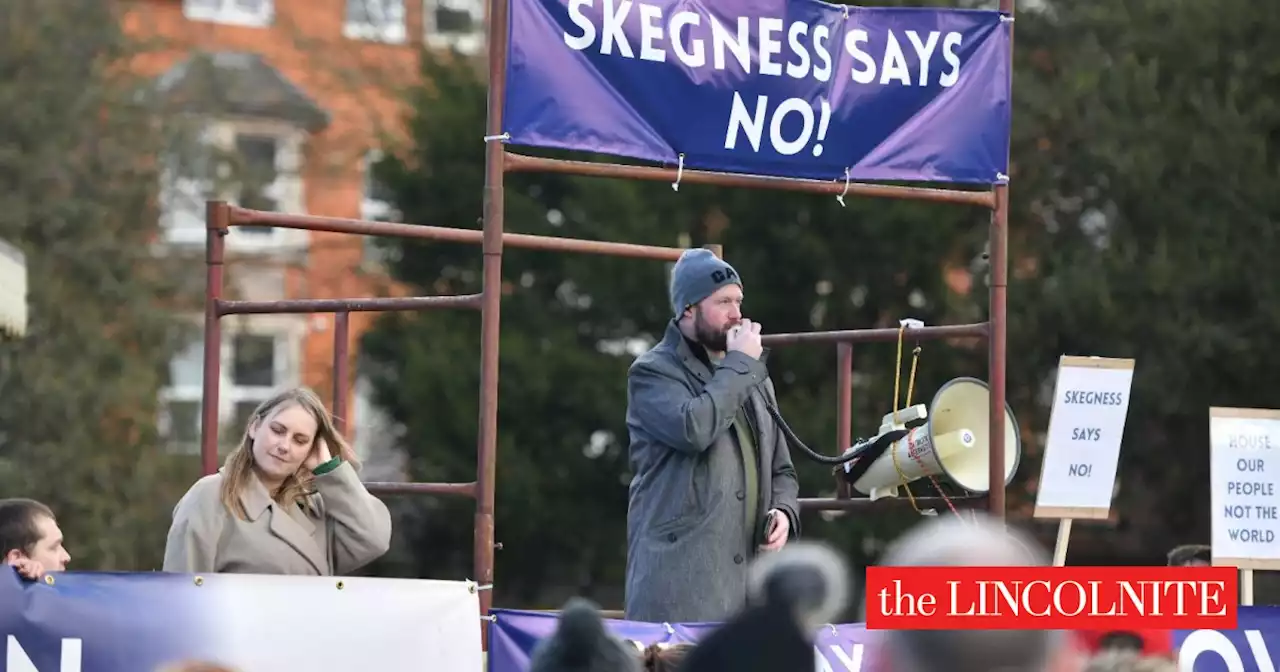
[
  {"xmin": 423, "ymin": 0, "xmax": 486, "ymax": 55},
  {"xmin": 158, "ymin": 317, "xmax": 302, "ymax": 454},
  {"xmin": 182, "ymin": 0, "xmax": 275, "ymax": 28},
  {"xmin": 360, "ymin": 149, "xmax": 400, "ymax": 267},
  {"xmin": 158, "ymin": 119, "xmax": 308, "ymax": 253},
  {"xmin": 344, "ymin": 0, "xmax": 408, "ymax": 43}
]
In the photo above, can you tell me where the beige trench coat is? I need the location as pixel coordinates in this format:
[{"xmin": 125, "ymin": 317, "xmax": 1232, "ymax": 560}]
[{"xmin": 162, "ymin": 461, "xmax": 392, "ymax": 576}]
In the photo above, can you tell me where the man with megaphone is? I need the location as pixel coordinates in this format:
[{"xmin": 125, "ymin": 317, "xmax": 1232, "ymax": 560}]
[{"xmin": 623, "ymin": 248, "xmax": 801, "ymax": 625}]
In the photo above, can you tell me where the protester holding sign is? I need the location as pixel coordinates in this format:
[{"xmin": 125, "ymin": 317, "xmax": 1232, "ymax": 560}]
[
  {"xmin": 162, "ymin": 387, "xmax": 391, "ymax": 576},
  {"xmin": 623, "ymin": 248, "xmax": 800, "ymax": 623}
]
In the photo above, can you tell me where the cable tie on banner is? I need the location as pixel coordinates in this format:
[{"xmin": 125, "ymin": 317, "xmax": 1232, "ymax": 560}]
[
  {"xmin": 996, "ymin": 172, "xmax": 1010, "ymax": 183},
  {"xmin": 483, "ymin": 132, "xmax": 510, "ymax": 143},
  {"xmin": 836, "ymin": 168, "xmax": 852, "ymax": 207},
  {"xmin": 481, "ymin": 614, "xmax": 497, "ymax": 622},
  {"xmin": 842, "ymin": 5, "xmax": 849, "ymax": 18},
  {"xmin": 672, "ymin": 154, "xmax": 685, "ymax": 191},
  {"xmin": 465, "ymin": 579, "xmax": 495, "ymax": 593},
  {"xmin": 1000, "ymin": 14, "xmax": 1015, "ymax": 22}
]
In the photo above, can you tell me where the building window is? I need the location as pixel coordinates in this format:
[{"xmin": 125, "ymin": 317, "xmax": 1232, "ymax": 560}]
[
  {"xmin": 226, "ymin": 331, "xmax": 281, "ymax": 435},
  {"xmin": 231, "ymin": 333, "xmax": 276, "ymax": 387},
  {"xmin": 159, "ymin": 130, "xmax": 215, "ymax": 246},
  {"xmin": 361, "ymin": 150, "xmax": 399, "ymax": 266},
  {"xmin": 424, "ymin": 0, "xmax": 485, "ymax": 55},
  {"xmin": 361, "ymin": 150, "xmax": 397, "ymax": 221},
  {"xmin": 160, "ymin": 326, "xmax": 294, "ymax": 453},
  {"xmin": 234, "ymin": 134, "xmax": 279, "ymax": 236},
  {"xmin": 159, "ymin": 339, "xmax": 206, "ymax": 450},
  {"xmin": 183, "ymin": 0, "xmax": 274, "ymax": 27},
  {"xmin": 345, "ymin": 0, "xmax": 407, "ymax": 43},
  {"xmin": 158, "ymin": 121, "xmax": 305, "ymax": 253}
]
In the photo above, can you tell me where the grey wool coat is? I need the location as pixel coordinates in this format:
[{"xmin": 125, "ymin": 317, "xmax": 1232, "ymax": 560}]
[{"xmin": 623, "ymin": 320, "xmax": 801, "ymax": 624}]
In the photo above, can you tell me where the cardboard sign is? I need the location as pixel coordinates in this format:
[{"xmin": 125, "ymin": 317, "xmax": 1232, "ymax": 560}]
[
  {"xmin": 1034, "ymin": 356, "xmax": 1135, "ymax": 519},
  {"xmin": 1210, "ymin": 407, "xmax": 1280, "ymax": 570}
]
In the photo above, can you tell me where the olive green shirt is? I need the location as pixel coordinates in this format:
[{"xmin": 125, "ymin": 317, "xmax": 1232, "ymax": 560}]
[{"xmin": 731, "ymin": 407, "xmax": 760, "ymax": 544}]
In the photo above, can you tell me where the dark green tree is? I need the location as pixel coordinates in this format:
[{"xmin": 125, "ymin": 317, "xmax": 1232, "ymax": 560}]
[
  {"xmin": 1006, "ymin": 0, "xmax": 1280, "ymax": 562},
  {"xmin": 0, "ymin": 0, "xmax": 192, "ymax": 570}
]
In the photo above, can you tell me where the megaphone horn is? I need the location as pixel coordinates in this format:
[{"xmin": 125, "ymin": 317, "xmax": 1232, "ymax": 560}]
[{"xmin": 839, "ymin": 377, "xmax": 1021, "ymax": 500}]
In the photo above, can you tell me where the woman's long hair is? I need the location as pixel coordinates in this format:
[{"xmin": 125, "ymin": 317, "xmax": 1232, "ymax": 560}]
[{"xmin": 218, "ymin": 387, "xmax": 357, "ymax": 520}]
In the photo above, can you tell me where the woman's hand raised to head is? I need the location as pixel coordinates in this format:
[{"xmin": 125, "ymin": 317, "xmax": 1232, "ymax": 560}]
[{"xmin": 303, "ymin": 437, "xmax": 334, "ymax": 472}]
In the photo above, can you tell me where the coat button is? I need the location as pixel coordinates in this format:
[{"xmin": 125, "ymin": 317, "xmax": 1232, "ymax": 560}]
[
  {"xmin": 734, "ymin": 554, "xmax": 744, "ymax": 564},
  {"xmin": 735, "ymin": 490, "xmax": 745, "ymax": 501},
  {"xmin": 667, "ymin": 532, "xmax": 677, "ymax": 542}
]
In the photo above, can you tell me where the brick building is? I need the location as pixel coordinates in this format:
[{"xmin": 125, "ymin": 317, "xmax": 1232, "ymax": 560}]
[{"xmin": 120, "ymin": 0, "xmax": 484, "ymax": 475}]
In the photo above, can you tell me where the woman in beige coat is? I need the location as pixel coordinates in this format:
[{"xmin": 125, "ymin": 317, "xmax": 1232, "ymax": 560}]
[{"xmin": 162, "ymin": 387, "xmax": 392, "ymax": 576}]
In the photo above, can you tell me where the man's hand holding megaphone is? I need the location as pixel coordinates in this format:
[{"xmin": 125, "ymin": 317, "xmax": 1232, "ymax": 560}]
[{"xmin": 727, "ymin": 319, "xmax": 764, "ymax": 360}]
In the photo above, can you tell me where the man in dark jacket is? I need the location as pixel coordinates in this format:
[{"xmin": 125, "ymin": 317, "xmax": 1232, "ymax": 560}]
[{"xmin": 623, "ymin": 248, "xmax": 801, "ymax": 624}]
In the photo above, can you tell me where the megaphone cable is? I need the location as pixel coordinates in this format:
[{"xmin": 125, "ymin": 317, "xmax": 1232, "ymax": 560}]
[
  {"xmin": 764, "ymin": 403, "xmax": 906, "ymax": 465},
  {"xmin": 766, "ymin": 401, "xmax": 962, "ymax": 516},
  {"xmin": 760, "ymin": 323, "xmax": 965, "ymax": 516}
]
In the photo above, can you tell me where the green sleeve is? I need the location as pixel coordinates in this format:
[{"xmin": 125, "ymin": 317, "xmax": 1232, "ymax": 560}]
[{"xmin": 311, "ymin": 457, "xmax": 343, "ymax": 476}]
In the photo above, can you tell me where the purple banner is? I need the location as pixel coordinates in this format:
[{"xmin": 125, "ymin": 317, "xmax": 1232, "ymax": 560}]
[
  {"xmin": 503, "ymin": 0, "xmax": 1012, "ymax": 184},
  {"xmin": 487, "ymin": 608, "xmax": 1280, "ymax": 672},
  {"xmin": 488, "ymin": 609, "xmax": 872, "ymax": 671}
]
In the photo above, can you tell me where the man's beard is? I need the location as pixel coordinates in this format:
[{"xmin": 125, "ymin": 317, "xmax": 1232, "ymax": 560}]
[{"xmin": 694, "ymin": 309, "xmax": 734, "ymax": 353}]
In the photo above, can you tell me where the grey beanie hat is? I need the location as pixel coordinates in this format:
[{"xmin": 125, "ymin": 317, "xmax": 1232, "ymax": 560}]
[{"xmin": 670, "ymin": 248, "xmax": 741, "ymax": 316}]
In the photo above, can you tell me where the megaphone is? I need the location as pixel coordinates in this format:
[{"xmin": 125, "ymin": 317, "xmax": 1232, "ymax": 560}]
[{"xmin": 839, "ymin": 377, "xmax": 1020, "ymax": 501}]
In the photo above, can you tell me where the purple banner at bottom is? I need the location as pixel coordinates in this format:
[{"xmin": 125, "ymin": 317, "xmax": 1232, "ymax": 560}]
[
  {"xmin": 488, "ymin": 607, "xmax": 1280, "ymax": 672},
  {"xmin": 487, "ymin": 609, "xmax": 871, "ymax": 672}
]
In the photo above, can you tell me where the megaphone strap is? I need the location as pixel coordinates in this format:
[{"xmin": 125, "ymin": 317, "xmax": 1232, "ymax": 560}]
[
  {"xmin": 891, "ymin": 322, "xmax": 925, "ymax": 425},
  {"xmin": 887, "ymin": 323, "xmax": 965, "ymax": 519}
]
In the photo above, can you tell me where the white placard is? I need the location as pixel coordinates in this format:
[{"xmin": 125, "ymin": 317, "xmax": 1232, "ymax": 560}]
[
  {"xmin": 1034, "ymin": 356, "xmax": 1135, "ymax": 519},
  {"xmin": 1210, "ymin": 407, "xmax": 1280, "ymax": 570}
]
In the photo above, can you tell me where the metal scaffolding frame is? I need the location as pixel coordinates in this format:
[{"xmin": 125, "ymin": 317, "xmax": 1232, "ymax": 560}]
[{"xmin": 198, "ymin": 0, "xmax": 1014, "ymax": 643}]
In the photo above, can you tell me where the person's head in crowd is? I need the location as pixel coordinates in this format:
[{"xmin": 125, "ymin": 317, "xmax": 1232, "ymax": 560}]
[
  {"xmin": 1081, "ymin": 650, "xmax": 1177, "ymax": 672},
  {"xmin": 678, "ymin": 541, "xmax": 850, "ymax": 672},
  {"xmin": 1074, "ymin": 630, "xmax": 1173, "ymax": 660},
  {"xmin": 670, "ymin": 248, "xmax": 743, "ymax": 354},
  {"xmin": 870, "ymin": 514, "xmax": 1075, "ymax": 672},
  {"xmin": 529, "ymin": 597, "xmax": 640, "ymax": 672},
  {"xmin": 638, "ymin": 642, "xmax": 694, "ymax": 672},
  {"xmin": 221, "ymin": 386, "xmax": 357, "ymax": 516},
  {"xmin": 1166, "ymin": 544, "xmax": 1211, "ymax": 567},
  {"xmin": 0, "ymin": 498, "xmax": 70, "ymax": 580}
]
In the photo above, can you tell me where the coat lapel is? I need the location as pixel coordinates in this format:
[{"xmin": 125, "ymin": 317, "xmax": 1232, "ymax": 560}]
[
  {"xmin": 269, "ymin": 505, "xmax": 326, "ymax": 574},
  {"xmin": 241, "ymin": 475, "xmax": 327, "ymax": 574},
  {"xmin": 669, "ymin": 321, "xmax": 712, "ymax": 384}
]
